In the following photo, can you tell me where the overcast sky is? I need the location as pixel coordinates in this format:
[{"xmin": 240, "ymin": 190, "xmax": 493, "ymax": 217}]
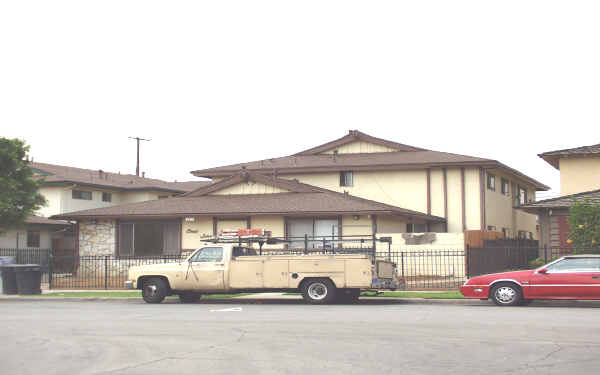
[{"xmin": 2, "ymin": 1, "xmax": 599, "ymax": 197}]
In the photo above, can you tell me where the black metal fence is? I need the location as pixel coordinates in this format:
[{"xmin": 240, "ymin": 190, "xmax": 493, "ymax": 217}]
[{"xmin": 4, "ymin": 244, "xmax": 592, "ymax": 291}]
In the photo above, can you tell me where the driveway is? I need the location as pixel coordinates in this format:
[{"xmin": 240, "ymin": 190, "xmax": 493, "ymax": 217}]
[{"xmin": 2, "ymin": 299, "xmax": 600, "ymax": 375}]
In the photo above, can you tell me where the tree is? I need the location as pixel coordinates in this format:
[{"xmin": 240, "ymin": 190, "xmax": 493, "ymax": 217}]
[
  {"xmin": 0, "ymin": 138, "xmax": 46, "ymax": 228},
  {"xmin": 567, "ymin": 200, "xmax": 600, "ymax": 254}
]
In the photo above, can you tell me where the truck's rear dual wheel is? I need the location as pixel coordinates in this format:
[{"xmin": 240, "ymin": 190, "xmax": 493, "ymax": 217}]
[
  {"xmin": 142, "ymin": 278, "xmax": 168, "ymax": 304},
  {"xmin": 179, "ymin": 292, "xmax": 202, "ymax": 303},
  {"xmin": 301, "ymin": 278, "xmax": 336, "ymax": 304}
]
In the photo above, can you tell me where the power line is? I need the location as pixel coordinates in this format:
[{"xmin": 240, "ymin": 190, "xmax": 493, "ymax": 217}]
[{"xmin": 128, "ymin": 137, "xmax": 151, "ymax": 176}]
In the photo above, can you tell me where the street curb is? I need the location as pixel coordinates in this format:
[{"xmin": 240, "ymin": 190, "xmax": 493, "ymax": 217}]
[{"xmin": 0, "ymin": 296, "xmax": 476, "ymax": 305}]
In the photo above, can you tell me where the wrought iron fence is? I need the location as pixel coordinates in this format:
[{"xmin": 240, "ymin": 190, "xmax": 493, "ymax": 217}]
[{"xmin": 5, "ymin": 244, "xmax": 593, "ymax": 291}]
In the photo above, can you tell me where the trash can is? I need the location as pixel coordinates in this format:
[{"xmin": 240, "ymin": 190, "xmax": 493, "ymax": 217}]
[
  {"xmin": 0, "ymin": 263, "xmax": 18, "ymax": 295},
  {"xmin": 0, "ymin": 256, "xmax": 16, "ymax": 293},
  {"xmin": 14, "ymin": 264, "xmax": 42, "ymax": 295}
]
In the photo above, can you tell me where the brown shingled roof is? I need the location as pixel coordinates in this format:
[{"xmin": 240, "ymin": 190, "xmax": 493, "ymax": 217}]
[
  {"xmin": 53, "ymin": 174, "xmax": 446, "ymax": 222},
  {"xmin": 25, "ymin": 215, "xmax": 71, "ymax": 226},
  {"xmin": 518, "ymin": 189, "xmax": 600, "ymax": 214},
  {"xmin": 538, "ymin": 143, "xmax": 600, "ymax": 169},
  {"xmin": 31, "ymin": 162, "xmax": 209, "ymax": 193}
]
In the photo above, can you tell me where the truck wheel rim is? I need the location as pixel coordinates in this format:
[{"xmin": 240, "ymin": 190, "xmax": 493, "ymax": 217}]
[
  {"xmin": 145, "ymin": 284, "xmax": 157, "ymax": 297},
  {"xmin": 308, "ymin": 282, "xmax": 327, "ymax": 300},
  {"xmin": 495, "ymin": 286, "xmax": 516, "ymax": 303}
]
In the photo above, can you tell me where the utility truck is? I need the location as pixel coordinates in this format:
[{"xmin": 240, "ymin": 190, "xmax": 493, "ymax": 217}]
[{"xmin": 126, "ymin": 234, "xmax": 399, "ymax": 304}]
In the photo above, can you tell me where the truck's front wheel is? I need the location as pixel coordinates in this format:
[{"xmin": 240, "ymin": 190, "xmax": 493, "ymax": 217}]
[
  {"xmin": 301, "ymin": 278, "xmax": 336, "ymax": 304},
  {"xmin": 142, "ymin": 278, "xmax": 168, "ymax": 304}
]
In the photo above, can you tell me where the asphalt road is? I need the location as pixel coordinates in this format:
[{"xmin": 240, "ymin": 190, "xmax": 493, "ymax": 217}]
[{"xmin": 2, "ymin": 299, "xmax": 600, "ymax": 375}]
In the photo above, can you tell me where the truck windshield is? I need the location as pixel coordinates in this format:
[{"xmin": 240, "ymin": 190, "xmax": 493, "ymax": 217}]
[{"xmin": 189, "ymin": 247, "xmax": 223, "ymax": 262}]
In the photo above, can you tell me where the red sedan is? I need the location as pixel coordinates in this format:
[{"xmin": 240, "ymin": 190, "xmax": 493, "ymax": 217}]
[{"xmin": 460, "ymin": 255, "xmax": 600, "ymax": 306}]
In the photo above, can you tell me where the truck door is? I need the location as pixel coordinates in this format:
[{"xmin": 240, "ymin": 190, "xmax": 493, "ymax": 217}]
[{"xmin": 186, "ymin": 247, "xmax": 226, "ymax": 291}]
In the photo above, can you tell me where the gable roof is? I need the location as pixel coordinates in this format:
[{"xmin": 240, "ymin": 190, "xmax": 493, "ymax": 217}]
[
  {"xmin": 25, "ymin": 215, "xmax": 71, "ymax": 226},
  {"xmin": 53, "ymin": 174, "xmax": 446, "ymax": 222},
  {"xmin": 183, "ymin": 170, "xmax": 320, "ymax": 197},
  {"xmin": 294, "ymin": 130, "xmax": 427, "ymax": 155},
  {"xmin": 30, "ymin": 162, "xmax": 209, "ymax": 193},
  {"xmin": 518, "ymin": 189, "xmax": 600, "ymax": 214},
  {"xmin": 538, "ymin": 143, "xmax": 600, "ymax": 169}
]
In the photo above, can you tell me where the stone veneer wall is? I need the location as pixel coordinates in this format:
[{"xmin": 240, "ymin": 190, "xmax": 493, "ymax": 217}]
[{"xmin": 79, "ymin": 219, "xmax": 116, "ymax": 256}]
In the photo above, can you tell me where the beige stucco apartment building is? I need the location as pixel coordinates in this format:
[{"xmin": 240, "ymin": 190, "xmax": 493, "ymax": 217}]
[{"xmin": 54, "ymin": 131, "xmax": 548, "ymax": 257}]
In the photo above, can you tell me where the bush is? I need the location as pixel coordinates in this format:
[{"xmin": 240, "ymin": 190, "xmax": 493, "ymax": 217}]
[{"xmin": 567, "ymin": 200, "xmax": 600, "ymax": 254}]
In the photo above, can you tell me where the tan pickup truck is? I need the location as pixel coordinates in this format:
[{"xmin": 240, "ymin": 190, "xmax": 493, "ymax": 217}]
[{"xmin": 126, "ymin": 243, "xmax": 399, "ymax": 304}]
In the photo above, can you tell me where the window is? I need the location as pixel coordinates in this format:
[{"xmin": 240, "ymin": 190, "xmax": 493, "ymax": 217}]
[
  {"xmin": 501, "ymin": 179, "xmax": 509, "ymax": 196},
  {"xmin": 72, "ymin": 190, "xmax": 92, "ymax": 200},
  {"xmin": 27, "ymin": 231, "xmax": 40, "ymax": 248},
  {"xmin": 339, "ymin": 171, "xmax": 353, "ymax": 187},
  {"xmin": 118, "ymin": 220, "xmax": 180, "ymax": 256},
  {"xmin": 407, "ymin": 223, "xmax": 427, "ymax": 233},
  {"xmin": 487, "ymin": 173, "xmax": 495, "ymax": 191},
  {"xmin": 546, "ymin": 258, "xmax": 600, "ymax": 273},
  {"xmin": 102, "ymin": 192, "xmax": 112, "ymax": 202},
  {"xmin": 287, "ymin": 218, "xmax": 339, "ymax": 248},
  {"xmin": 518, "ymin": 186, "xmax": 528, "ymax": 205},
  {"xmin": 190, "ymin": 247, "xmax": 223, "ymax": 262},
  {"xmin": 487, "ymin": 225, "xmax": 497, "ymax": 231}
]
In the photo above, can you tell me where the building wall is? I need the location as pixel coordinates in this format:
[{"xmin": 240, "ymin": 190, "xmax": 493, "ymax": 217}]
[
  {"xmin": 483, "ymin": 169, "xmax": 538, "ymax": 238},
  {"xmin": 37, "ymin": 185, "xmax": 173, "ymax": 217},
  {"xmin": 321, "ymin": 141, "xmax": 397, "ymax": 154},
  {"xmin": 181, "ymin": 217, "xmax": 214, "ymax": 250},
  {"xmin": 37, "ymin": 187, "xmax": 64, "ymax": 217},
  {"xmin": 79, "ymin": 219, "xmax": 116, "ymax": 256},
  {"xmin": 0, "ymin": 228, "xmax": 53, "ymax": 249},
  {"xmin": 559, "ymin": 156, "xmax": 600, "ymax": 196},
  {"xmin": 209, "ymin": 182, "xmax": 289, "ymax": 195}
]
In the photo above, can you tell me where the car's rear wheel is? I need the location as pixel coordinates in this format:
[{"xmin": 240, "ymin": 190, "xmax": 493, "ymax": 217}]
[
  {"xmin": 142, "ymin": 278, "xmax": 168, "ymax": 304},
  {"xmin": 490, "ymin": 283, "xmax": 522, "ymax": 306},
  {"xmin": 301, "ymin": 278, "xmax": 336, "ymax": 304},
  {"xmin": 179, "ymin": 292, "xmax": 202, "ymax": 303}
]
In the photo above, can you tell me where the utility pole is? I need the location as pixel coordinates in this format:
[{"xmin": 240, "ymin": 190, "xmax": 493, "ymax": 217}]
[{"xmin": 128, "ymin": 137, "xmax": 151, "ymax": 176}]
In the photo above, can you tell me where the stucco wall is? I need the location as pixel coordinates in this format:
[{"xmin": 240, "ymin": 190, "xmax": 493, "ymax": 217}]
[
  {"xmin": 37, "ymin": 186, "xmax": 64, "ymax": 217},
  {"xmin": 181, "ymin": 217, "xmax": 213, "ymax": 249},
  {"xmin": 321, "ymin": 140, "xmax": 397, "ymax": 154},
  {"xmin": 0, "ymin": 228, "xmax": 53, "ymax": 248},
  {"xmin": 79, "ymin": 220, "xmax": 116, "ymax": 256},
  {"xmin": 559, "ymin": 156, "xmax": 600, "ymax": 195},
  {"xmin": 210, "ymin": 182, "xmax": 289, "ymax": 195}
]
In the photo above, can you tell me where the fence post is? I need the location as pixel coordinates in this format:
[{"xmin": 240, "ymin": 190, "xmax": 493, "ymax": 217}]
[
  {"xmin": 104, "ymin": 255, "xmax": 109, "ymax": 290},
  {"xmin": 400, "ymin": 252, "xmax": 405, "ymax": 289},
  {"xmin": 544, "ymin": 244, "xmax": 548, "ymax": 264},
  {"xmin": 304, "ymin": 234, "xmax": 308, "ymax": 255},
  {"xmin": 48, "ymin": 249, "xmax": 53, "ymax": 289},
  {"xmin": 372, "ymin": 234, "xmax": 376, "ymax": 257},
  {"xmin": 465, "ymin": 245, "xmax": 470, "ymax": 278}
]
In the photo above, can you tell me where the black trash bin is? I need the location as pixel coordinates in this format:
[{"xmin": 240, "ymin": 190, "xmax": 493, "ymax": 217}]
[
  {"xmin": 0, "ymin": 265, "xmax": 18, "ymax": 295},
  {"xmin": 14, "ymin": 264, "xmax": 42, "ymax": 295}
]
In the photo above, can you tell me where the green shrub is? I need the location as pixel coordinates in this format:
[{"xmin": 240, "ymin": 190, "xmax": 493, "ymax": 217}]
[{"xmin": 567, "ymin": 200, "xmax": 600, "ymax": 254}]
